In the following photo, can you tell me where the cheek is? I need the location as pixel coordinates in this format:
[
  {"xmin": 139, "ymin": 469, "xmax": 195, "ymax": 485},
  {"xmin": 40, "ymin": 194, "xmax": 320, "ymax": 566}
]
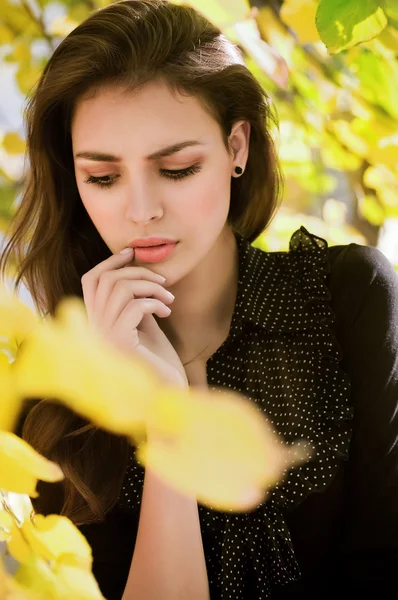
[
  {"xmin": 182, "ymin": 169, "xmax": 231, "ymax": 221},
  {"xmin": 77, "ymin": 185, "xmax": 118, "ymax": 233}
]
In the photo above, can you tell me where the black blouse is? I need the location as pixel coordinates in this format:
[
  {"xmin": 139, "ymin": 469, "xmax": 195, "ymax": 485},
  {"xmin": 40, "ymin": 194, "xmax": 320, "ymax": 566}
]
[{"xmin": 21, "ymin": 227, "xmax": 398, "ymax": 599}]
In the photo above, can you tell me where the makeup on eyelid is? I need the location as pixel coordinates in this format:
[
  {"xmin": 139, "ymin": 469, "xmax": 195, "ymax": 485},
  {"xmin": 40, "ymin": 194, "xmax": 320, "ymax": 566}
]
[{"xmin": 83, "ymin": 163, "xmax": 202, "ymax": 188}]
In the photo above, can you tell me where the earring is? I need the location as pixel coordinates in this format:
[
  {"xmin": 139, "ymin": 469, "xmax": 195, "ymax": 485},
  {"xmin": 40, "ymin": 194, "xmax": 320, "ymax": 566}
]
[{"xmin": 234, "ymin": 166, "xmax": 243, "ymax": 175}]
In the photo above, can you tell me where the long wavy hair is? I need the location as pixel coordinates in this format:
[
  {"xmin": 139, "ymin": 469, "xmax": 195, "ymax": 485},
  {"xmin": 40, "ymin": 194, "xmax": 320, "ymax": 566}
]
[{"xmin": 1, "ymin": 0, "xmax": 283, "ymax": 526}]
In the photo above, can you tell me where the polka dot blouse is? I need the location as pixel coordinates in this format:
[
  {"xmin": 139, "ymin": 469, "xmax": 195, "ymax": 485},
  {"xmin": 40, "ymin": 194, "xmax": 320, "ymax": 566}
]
[
  {"xmin": 117, "ymin": 226, "xmax": 354, "ymax": 598},
  {"xmin": 73, "ymin": 225, "xmax": 398, "ymax": 599}
]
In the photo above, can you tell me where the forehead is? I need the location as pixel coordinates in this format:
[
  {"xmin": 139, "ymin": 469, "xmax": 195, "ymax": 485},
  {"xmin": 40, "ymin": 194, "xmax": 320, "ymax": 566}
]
[{"xmin": 71, "ymin": 81, "xmax": 219, "ymax": 146}]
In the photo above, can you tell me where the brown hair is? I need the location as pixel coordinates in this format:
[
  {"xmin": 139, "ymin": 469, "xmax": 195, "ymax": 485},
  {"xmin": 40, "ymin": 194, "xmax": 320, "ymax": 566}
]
[{"xmin": 1, "ymin": 0, "xmax": 283, "ymax": 525}]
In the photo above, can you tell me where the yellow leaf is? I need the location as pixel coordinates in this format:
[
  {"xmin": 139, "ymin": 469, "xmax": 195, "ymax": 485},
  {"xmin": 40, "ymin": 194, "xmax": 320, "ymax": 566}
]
[
  {"xmin": 364, "ymin": 165, "xmax": 398, "ymax": 190},
  {"xmin": 4, "ymin": 289, "xmax": 308, "ymax": 512},
  {"xmin": 233, "ymin": 18, "xmax": 289, "ymax": 88},
  {"xmin": 0, "ymin": 24, "xmax": 14, "ymax": 44},
  {"xmin": 0, "ymin": 431, "xmax": 64, "ymax": 496},
  {"xmin": 377, "ymin": 25, "xmax": 398, "ymax": 53},
  {"xmin": 329, "ymin": 120, "xmax": 369, "ymax": 157},
  {"xmin": 368, "ymin": 134, "xmax": 398, "ymax": 168},
  {"xmin": 23, "ymin": 514, "xmax": 92, "ymax": 569},
  {"xmin": 51, "ymin": 562, "xmax": 104, "ymax": 599},
  {"xmin": 0, "ymin": 286, "xmax": 38, "ymax": 338},
  {"xmin": 359, "ymin": 195, "xmax": 385, "ymax": 226},
  {"xmin": 14, "ymin": 552, "xmax": 104, "ymax": 599},
  {"xmin": 13, "ymin": 297, "xmax": 160, "ymax": 436},
  {"xmin": 2, "ymin": 133, "xmax": 26, "ymax": 155},
  {"xmin": 16, "ymin": 64, "xmax": 42, "ymax": 96},
  {"xmin": 68, "ymin": 5, "xmax": 92, "ymax": 23},
  {"xmin": 0, "ymin": 353, "xmax": 21, "ymax": 432},
  {"xmin": 280, "ymin": 0, "xmax": 321, "ymax": 45},
  {"xmin": 5, "ymin": 515, "xmax": 31, "ymax": 564},
  {"xmin": 0, "ymin": 508, "xmax": 13, "ymax": 541},
  {"xmin": 9, "ymin": 42, "xmax": 31, "ymax": 64},
  {"xmin": 0, "ymin": 558, "xmax": 40, "ymax": 600},
  {"xmin": 172, "ymin": 0, "xmax": 250, "ymax": 30},
  {"xmin": 138, "ymin": 388, "xmax": 308, "ymax": 511}
]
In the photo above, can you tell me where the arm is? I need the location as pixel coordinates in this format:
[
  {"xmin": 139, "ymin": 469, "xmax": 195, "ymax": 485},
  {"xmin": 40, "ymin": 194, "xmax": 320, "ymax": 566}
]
[
  {"xmin": 328, "ymin": 243, "xmax": 398, "ymax": 592},
  {"xmin": 122, "ymin": 462, "xmax": 210, "ymax": 600}
]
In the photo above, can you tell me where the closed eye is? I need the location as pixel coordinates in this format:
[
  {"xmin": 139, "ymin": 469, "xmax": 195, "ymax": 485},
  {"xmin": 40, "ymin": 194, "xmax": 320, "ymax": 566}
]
[{"xmin": 84, "ymin": 163, "xmax": 202, "ymax": 189}]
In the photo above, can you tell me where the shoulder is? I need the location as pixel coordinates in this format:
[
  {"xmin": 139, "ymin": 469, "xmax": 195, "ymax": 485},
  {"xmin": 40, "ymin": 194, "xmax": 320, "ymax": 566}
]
[
  {"xmin": 328, "ymin": 242, "xmax": 397, "ymax": 287},
  {"xmin": 285, "ymin": 226, "xmax": 397, "ymax": 311},
  {"xmin": 327, "ymin": 242, "xmax": 398, "ymax": 321}
]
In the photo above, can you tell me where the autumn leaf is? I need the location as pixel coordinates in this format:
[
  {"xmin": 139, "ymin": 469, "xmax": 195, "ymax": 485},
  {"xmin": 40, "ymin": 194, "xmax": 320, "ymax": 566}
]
[{"xmin": 316, "ymin": 0, "xmax": 387, "ymax": 54}]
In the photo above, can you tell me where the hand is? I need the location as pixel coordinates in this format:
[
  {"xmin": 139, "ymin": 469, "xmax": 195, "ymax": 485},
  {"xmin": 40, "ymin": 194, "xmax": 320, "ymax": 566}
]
[{"xmin": 81, "ymin": 249, "xmax": 188, "ymax": 388}]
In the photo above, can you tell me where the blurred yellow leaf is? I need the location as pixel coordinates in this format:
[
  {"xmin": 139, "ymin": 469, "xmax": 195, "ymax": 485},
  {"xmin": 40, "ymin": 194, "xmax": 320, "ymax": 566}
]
[
  {"xmin": 368, "ymin": 134, "xmax": 398, "ymax": 168},
  {"xmin": 321, "ymin": 133, "xmax": 362, "ymax": 171},
  {"xmin": 0, "ymin": 0, "xmax": 41, "ymax": 38},
  {"xmin": 13, "ymin": 297, "xmax": 159, "ymax": 436},
  {"xmin": 329, "ymin": 120, "xmax": 369, "ymax": 157},
  {"xmin": 0, "ymin": 24, "xmax": 14, "ymax": 44},
  {"xmin": 385, "ymin": 0, "xmax": 398, "ymax": 22},
  {"xmin": 364, "ymin": 165, "xmax": 398, "ymax": 190},
  {"xmin": 22, "ymin": 514, "xmax": 92, "ymax": 568},
  {"xmin": 172, "ymin": 0, "xmax": 250, "ymax": 29},
  {"xmin": 256, "ymin": 6, "xmax": 296, "ymax": 65},
  {"xmin": 139, "ymin": 388, "xmax": 308, "ymax": 511},
  {"xmin": 2, "ymin": 493, "xmax": 103, "ymax": 598},
  {"xmin": 377, "ymin": 25, "xmax": 398, "ymax": 53},
  {"xmin": 8, "ymin": 42, "xmax": 31, "ymax": 63},
  {"xmin": 0, "ymin": 431, "xmax": 64, "ymax": 496},
  {"xmin": 0, "ymin": 558, "xmax": 40, "ymax": 600},
  {"xmin": 16, "ymin": 62, "xmax": 43, "ymax": 95},
  {"xmin": 280, "ymin": 0, "xmax": 321, "ymax": 45},
  {"xmin": 0, "ymin": 351, "xmax": 21, "ymax": 432},
  {"xmin": 0, "ymin": 508, "xmax": 13, "ymax": 542},
  {"xmin": 2, "ymin": 287, "xmax": 302, "ymax": 512},
  {"xmin": 359, "ymin": 195, "xmax": 385, "ymax": 226},
  {"xmin": 49, "ymin": 5, "xmax": 92, "ymax": 36},
  {"xmin": 233, "ymin": 18, "xmax": 289, "ymax": 88},
  {"xmin": 2, "ymin": 133, "xmax": 26, "ymax": 155},
  {"xmin": 14, "ymin": 553, "xmax": 104, "ymax": 600}
]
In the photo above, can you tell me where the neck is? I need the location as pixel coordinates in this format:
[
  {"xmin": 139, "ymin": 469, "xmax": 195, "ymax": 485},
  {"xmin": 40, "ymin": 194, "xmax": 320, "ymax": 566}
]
[{"xmin": 157, "ymin": 227, "xmax": 239, "ymax": 358}]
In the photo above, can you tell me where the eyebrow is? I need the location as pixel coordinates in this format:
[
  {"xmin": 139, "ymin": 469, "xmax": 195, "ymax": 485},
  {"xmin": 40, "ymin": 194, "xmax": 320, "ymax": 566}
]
[{"xmin": 74, "ymin": 140, "xmax": 205, "ymax": 163}]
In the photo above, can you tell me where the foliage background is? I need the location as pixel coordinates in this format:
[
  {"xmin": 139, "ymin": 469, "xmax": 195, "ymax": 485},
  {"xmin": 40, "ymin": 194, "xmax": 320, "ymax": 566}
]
[{"xmin": 1, "ymin": 0, "xmax": 398, "ymax": 287}]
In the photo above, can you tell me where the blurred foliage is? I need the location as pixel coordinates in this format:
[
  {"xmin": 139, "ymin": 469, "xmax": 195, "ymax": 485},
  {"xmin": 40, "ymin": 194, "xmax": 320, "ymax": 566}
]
[{"xmin": 0, "ymin": 0, "xmax": 398, "ymax": 259}]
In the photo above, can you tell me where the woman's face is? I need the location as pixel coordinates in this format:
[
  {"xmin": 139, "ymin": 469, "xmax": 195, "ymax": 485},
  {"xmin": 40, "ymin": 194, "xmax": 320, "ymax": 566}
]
[{"xmin": 71, "ymin": 80, "xmax": 249, "ymax": 283}]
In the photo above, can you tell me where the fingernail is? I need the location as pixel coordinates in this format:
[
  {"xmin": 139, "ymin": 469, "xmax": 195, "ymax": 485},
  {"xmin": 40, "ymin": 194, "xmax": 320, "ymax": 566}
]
[{"xmin": 120, "ymin": 247, "xmax": 134, "ymax": 255}]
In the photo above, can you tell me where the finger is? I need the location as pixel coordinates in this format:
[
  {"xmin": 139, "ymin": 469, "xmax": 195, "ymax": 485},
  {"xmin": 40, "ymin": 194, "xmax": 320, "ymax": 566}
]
[
  {"xmin": 81, "ymin": 250, "xmax": 165, "ymax": 321},
  {"xmin": 99, "ymin": 280, "xmax": 174, "ymax": 331},
  {"xmin": 103, "ymin": 298, "xmax": 171, "ymax": 349},
  {"xmin": 81, "ymin": 252, "xmax": 135, "ymax": 321}
]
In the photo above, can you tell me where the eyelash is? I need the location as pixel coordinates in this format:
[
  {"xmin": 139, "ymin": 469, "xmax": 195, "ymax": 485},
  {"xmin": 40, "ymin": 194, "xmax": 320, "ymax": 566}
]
[{"xmin": 84, "ymin": 164, "xmax": 202, "ymax": 189}]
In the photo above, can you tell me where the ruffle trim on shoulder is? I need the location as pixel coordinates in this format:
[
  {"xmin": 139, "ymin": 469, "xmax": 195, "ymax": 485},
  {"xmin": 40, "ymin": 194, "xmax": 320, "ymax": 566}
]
[{"xmin": 216, "ymin": 226, "xmax": 354, "ymax": 598}]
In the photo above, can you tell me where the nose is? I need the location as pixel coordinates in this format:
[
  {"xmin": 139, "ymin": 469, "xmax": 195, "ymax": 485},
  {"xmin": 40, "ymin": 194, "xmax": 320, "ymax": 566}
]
[{"xmin": 124, "ymin": 179, "xmax": 163, "ymax": 224}]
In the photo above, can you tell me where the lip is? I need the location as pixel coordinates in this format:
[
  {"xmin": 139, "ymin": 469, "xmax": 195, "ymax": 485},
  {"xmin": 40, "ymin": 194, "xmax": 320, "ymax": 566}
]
[
  {"xmin": 128, "ymin": 237, "xmax": 177, "ymax": 248},
  {"xmin": 134, "ymin": 242, "xmax": 178, "ymax": 263}
]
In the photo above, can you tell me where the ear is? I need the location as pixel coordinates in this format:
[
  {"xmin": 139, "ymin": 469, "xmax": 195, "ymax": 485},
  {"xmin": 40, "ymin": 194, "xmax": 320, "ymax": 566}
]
[{"xmin": 228, "ymin": 120, "xmax": 251, "ymax": 176}]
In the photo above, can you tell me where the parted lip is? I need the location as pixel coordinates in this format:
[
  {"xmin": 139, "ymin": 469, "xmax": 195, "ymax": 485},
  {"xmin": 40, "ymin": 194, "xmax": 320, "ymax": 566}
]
[{"xmin": 127, "ymin": 237, "xmax": 178, "ymax": 248}]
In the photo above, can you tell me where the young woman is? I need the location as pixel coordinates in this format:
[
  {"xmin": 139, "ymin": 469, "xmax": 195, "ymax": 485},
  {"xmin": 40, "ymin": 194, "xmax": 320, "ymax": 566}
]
[{"xmin": 4, "ymin": 1, "xmax": 398, "ymax": 598}]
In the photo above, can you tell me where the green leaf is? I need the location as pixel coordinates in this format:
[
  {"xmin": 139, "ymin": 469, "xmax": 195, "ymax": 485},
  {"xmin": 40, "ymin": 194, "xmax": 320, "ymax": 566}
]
[
  {"xmin": 384, "ymin": 0, "xmax": 398, "ymax": 22},
  {"xmin": 316, "ymin": 0, "xmax": 388, "ymax": 54},
  {"xmin": 350, "ymin": 50, "xmax": 398, "ymax": 119}
]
